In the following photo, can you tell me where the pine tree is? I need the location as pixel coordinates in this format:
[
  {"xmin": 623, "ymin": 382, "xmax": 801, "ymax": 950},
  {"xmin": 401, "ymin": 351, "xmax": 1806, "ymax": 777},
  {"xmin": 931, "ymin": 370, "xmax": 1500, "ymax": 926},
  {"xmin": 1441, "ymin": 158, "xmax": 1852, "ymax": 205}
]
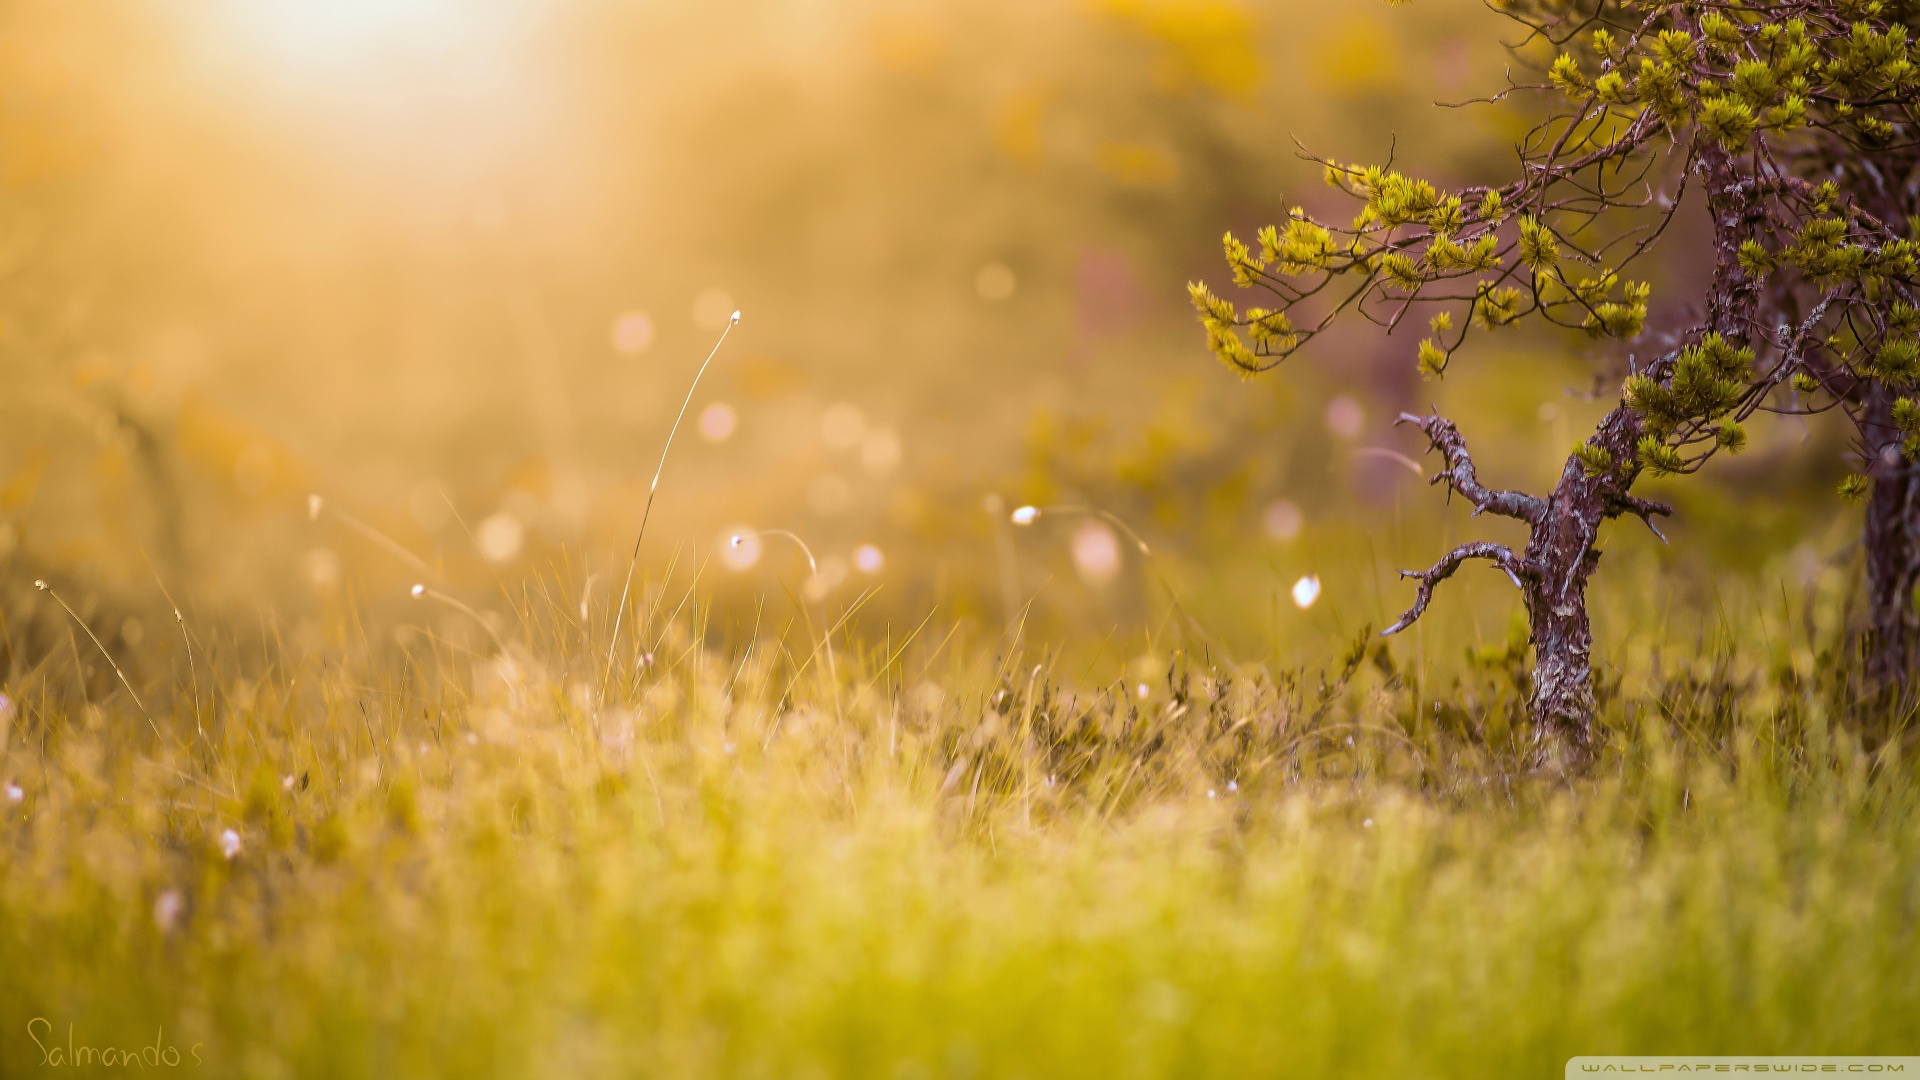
[{"xmin": 1192, "ymin": 0, "xmax": 1920, "ymax": 765}]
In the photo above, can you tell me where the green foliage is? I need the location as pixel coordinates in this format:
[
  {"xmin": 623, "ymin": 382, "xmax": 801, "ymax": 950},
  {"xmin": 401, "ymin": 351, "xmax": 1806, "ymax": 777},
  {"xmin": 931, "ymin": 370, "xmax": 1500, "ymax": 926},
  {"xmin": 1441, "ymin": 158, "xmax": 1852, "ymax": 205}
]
[
  {"xmin": 1739, "ymin": 240, "xmax": 1777, "ymax": 279},
  {"xmin": 1700, "ymin": 12, "xmax": 1741, "ymax": 50},
  {"xmin": 1839, "ymin": 473, "xmax": 1871, "ymax": 502},
  {"xmin": 1573, "ymin": 441, "xmax": 1615, "ymax": 477},
  {"xmin": 1190, "ymin": 0, "xmax": 1920, "ymax": 506},
  {"xmin": 1594, "ymin": 69, "xmax": 1635, "ymax": 105},
  {"xmin": 1549, "ymin": 52, "xmax": 1590, "ymax": 97},
  {"xmin": 1653, "ymin": 29, "xmax": 1695, "ymax": 66},
  {"xmin": 1639, "ymin": 58, "xmax": 1692, "ymax": 126},
  {"xmin": 1223, "ymin": 230, "xmax": 1262, "ymax": 286},
  {"xmin": 1636, "ymin": 435, "xmax": 1687, "ymax": 476},
  {"xmin": 1188, "ymin": 280, "xmax": 1258, "ymax": 373},
  {"xmin": 1472, "ymin": 283, "xmax": 1522, "ymax": 329},
  {"xmin": 1625, "ymin": 333, "xmax": 1753, "ymax": 442},
  {"xmin": 1364, "ymin": 170, "xmax": 1441, "ymax": 227},
  {"xmin": 1260, "ymin": 217, "xmax": 1336, "ymax": 274},
  {"xmin": 1583, "ymin": 280, "xmax": 1650, "ymax": 340},
  {"xmin": 1381, "ymin": 251, "xmax": 1425, "ymax": 291},
  {"xmin": 1517, "ymin": 214, "xmax": 1558, "ymax": 273},
  {"xmin": 1701, "ymin": 96, "xmax": 1757, "ymax": 150},
  {"xmin": 1893, "ymin": 396, "xmax": 1920, "ymax": 436},
  {"xmin": 1244, "ymin": 307, "xmax": 1297, "ymax": 350},
  {"xmin": 1891, "ymin": 302, "xmax": 1920, "ymax": 336},
  {"xmin": 1868, "ymin": 337, "xmax": 1920, "ymax": 384}
]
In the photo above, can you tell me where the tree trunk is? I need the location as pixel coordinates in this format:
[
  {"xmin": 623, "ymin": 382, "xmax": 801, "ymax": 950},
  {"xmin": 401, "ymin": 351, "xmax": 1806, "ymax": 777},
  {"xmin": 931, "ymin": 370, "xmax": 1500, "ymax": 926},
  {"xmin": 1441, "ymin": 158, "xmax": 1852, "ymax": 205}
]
[
  {"xmin": 1863, "ymin": 384, "xmax": 1920, "ymax": 687},
  {"xmin": 1521, "ymin": 541, "xmax": 1600, "ymax": 767},
  {"xmin": 1519, "ymin": 398, "xmax": 1671, "ymax": 767},
  {"xmin": 1517, "ymin": 434, "xmax": 1622, "ymax": 767}
]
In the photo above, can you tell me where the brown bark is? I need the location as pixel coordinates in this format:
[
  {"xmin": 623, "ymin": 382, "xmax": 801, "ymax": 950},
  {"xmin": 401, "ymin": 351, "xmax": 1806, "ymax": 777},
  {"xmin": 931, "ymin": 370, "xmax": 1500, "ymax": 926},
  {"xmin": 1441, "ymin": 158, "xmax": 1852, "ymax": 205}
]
[
  {"xmin": 1846, "ymin": 154, "xmax": 1920, "ymax": 689},
  {"xmin": 1863, "ymin": 384, "xmax": 1920, "ymax": 686}
]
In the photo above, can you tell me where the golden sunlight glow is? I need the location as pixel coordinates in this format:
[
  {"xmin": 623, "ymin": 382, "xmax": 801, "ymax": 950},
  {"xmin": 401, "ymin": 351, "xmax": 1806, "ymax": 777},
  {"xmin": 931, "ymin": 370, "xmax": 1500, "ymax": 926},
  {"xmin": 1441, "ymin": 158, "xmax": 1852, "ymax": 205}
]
[{"xmin": 222, "ymin": 0, "xmax": 470, "ymax": 66}]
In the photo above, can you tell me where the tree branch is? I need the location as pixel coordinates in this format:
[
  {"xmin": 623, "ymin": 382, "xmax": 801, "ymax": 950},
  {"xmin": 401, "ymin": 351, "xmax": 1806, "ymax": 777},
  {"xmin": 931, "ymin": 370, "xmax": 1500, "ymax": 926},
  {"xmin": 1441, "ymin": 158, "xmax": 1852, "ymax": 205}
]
[
  {"xmin": 1383, "ymin": 542, "xmax": 1537, "ymax": 637},
  {"xmin": 1602, "ymin": 492, "xmax": 1673, "ymax": 544},
  {"xmin": 1398, "ymin": 411, "xmax": 1549, "ymax": 525}
]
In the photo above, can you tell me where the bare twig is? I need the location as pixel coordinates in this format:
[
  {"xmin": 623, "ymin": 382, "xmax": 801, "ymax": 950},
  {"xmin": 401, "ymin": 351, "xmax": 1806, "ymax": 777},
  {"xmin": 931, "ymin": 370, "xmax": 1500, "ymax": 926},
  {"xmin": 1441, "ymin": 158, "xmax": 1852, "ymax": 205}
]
[
  {"xmin": 1398, "ymin": 411, "xmax": 1548, "ymax": 524},
  {"xmin": 1382, "ymin": 543, "xmax": 1537, "ymax": 637}
]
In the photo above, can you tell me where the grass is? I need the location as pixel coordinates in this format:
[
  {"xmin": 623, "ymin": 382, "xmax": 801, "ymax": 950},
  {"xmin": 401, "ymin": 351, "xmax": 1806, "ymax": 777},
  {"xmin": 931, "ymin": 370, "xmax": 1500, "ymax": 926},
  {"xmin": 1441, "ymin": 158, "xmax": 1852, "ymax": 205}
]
[{"xmin": 2, "ymin": 560, "xmax": 1918, "ymax": 1079}]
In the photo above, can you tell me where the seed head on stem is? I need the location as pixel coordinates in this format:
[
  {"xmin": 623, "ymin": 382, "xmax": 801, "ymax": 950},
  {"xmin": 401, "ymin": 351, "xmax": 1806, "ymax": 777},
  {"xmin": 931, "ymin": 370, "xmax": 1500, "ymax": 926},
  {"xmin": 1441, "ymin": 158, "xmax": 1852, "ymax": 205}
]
[
  {"xmin": 34, "ymin": 578, "xmax": 158, "ymax": 738},
  {"xmin": 600, "ymin": 312, "xmax": 742, "ymax": 712},
  {"xmin": 1006, "ymin": 504, "xmax": 1151, "ymax": 555}
]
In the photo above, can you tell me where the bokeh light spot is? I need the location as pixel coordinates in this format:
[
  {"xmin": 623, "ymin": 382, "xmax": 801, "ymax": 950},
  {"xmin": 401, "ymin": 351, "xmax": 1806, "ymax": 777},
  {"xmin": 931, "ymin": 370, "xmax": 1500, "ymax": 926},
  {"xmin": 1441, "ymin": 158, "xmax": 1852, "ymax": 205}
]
[
  {"xmin": 477, "ymin": 512, "xmax": 524, "ymax": 565},
  {"xmin": 1071, "ymin": 521, "xmax": 1121, "ymax": 586},
  {"xmin": 1292, "ymin": 575, "xmax": 1322, "ymax": 609},
  {"xmin": 1325, "ymin": 396, "xmax": 1364, "ymax": 439},
  {"xmin": 699, "ymin": 402, "xmax": 737, "ymax": 442},
  {"xmin": 820, "ymin": 403, "xmax": 867, "ymax": 449},
  {"xmin": 860, "ymin": 428, "xmax": 902, "ymax": 476},
  {"xmin": 1263, "ymin": 499, "xmax": 1303, "ymax": 542},
  {"xmin": 854, "ymin": 543, "xmax": 884, "ymax": 573},
  {"xmin": 611, "ymin": 311, "xmax": 655, "ymax": 355},
  {"xmin": 303, "ymin": 548, "xmax": 342, "ymax": 589}
]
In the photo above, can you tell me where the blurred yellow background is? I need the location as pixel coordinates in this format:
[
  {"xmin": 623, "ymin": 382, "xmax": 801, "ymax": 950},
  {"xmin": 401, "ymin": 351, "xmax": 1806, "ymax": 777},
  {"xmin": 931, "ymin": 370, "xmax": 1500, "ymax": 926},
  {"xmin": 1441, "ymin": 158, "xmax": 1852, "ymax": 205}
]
[{"xmin": 0, "ymin": 0, "xmax": 1854, "ymax": 674}]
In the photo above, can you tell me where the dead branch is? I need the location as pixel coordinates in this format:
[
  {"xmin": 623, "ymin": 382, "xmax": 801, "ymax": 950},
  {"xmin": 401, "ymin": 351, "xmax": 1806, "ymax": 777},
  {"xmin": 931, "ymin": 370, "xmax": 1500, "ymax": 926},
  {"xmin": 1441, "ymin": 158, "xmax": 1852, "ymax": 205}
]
[
  {"xmin": 1382, "ymin": 542, "xmax": 1538, "ymax": 637},
  {"xmin": 1398, "ymin": 411, "xmax": 1549, "ymax": 525}
]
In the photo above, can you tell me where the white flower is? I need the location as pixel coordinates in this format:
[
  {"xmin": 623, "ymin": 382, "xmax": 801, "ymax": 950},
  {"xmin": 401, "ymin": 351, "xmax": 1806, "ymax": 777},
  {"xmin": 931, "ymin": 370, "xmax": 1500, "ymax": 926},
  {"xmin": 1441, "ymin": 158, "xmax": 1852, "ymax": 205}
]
[{"xmin": 219, "ymin": 829, "xmax": 242, "ymax": 860}]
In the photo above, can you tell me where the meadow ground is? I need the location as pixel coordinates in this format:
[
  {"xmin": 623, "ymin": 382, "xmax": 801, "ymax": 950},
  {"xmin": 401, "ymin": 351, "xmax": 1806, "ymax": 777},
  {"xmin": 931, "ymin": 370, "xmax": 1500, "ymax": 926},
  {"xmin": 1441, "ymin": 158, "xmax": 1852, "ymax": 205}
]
[
  {"xmin": 6, "ymin": 0, "xmax": 1916, "ymax": 1075},
  {"xmin": 2, "ymin": 555, "xmax": 1917, "ymax": 1080}
]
